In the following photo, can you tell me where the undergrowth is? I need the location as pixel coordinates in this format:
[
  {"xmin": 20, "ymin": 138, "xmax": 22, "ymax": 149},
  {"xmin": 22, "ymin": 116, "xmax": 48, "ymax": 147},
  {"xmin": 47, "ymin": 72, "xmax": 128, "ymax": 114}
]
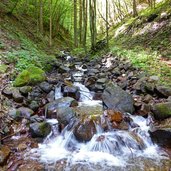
[{"xmin": 111, "ymin": 45, "xmax": 171, "ymax": 84}]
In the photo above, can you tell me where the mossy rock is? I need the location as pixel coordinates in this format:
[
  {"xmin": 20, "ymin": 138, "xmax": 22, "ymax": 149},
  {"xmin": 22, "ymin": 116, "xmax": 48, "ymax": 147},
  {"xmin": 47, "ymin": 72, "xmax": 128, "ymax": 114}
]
[
  {"xmin": 0, "ymin": 64, "xmax": 8, "ymax": 74},
  {"xmin": 14, "ymin": 66, "xmax": 46, "ymax": 87},
  {"xmin": 152, "ymin": 102, "xmax": 171, "ymax": 120}
]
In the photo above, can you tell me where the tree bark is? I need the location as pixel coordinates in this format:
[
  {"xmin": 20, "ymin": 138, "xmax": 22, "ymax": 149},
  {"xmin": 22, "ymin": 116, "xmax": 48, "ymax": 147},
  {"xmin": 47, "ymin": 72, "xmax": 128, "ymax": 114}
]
[{"xmin": 74, "ymin": 0, "xmax": 78, "ymax": 47}]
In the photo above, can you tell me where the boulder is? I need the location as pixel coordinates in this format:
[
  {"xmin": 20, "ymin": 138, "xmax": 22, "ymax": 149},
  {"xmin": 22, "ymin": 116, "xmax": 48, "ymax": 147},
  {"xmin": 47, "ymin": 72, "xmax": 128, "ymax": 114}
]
[
  {"xmin": 0, "ymin": 146, "xmax": 10, "ymax": 166},
  {"xmin": 29, "ymin": 101, "xmax": 39, "ymax": 111},
  {"xmin": 9, "ymin": 107, "xmax": 34, "ymax": 120},
  {"xmin": 149, "ymin": 118, "xmax": 171, "ymax": 147},
  {"xmin": 151, "ymin": 102, "xmax": 171, "ymax": 120},
  {"xmin": 102, "ymin": 83, "xmax": 134, "ymax": 113},
  {"xmin": 13, "ymin": 66, "xmax": 46, "ymax": 87},
  {"xmin": 2, "ymin": 85, "xmax": 13, "ymax": 96},
  {"xmin": 156, "ymin": 85, "xmax": 171, "ymax": 97},
  {"xmin": 45, "ymin": 97, "xmax": 78, "ymax": 118},
  {"xmin": 39, "ymin": 81, "xmax": 53, "ymax": 93},
  {"xmin": 12, "ymin": 88, "xmax": 24, "ymax": 103},
  {"xmin": 29, "ymin": 121, "xmax": 51, "ymax": 138},
  {"xmin": 19, "ymin": 86, "xmax": 32, "ymax": 95},
  {"xmin": 63, "ymin": 86, "xmax": 80, "ymax": 101},
  {"xmin": 74, "ymin": 119, "xmax": 96, "ymax": 142},
  {"xmin": 56, "ymin": 107, "xmax": 76, "ymax": 126}
]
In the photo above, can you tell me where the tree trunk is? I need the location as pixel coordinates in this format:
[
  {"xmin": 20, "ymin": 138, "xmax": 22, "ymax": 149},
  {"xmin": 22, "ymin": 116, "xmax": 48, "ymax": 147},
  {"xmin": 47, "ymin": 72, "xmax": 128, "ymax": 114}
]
[
  {"xmin": 49, "ymin": 0, "xmax": 52, "ymax": 46},
  {"xmin": 79, "ymin": 0, "xmax": 83, "ymax": 45},
  {"xmin": 106, "ymin": 0, "xmax": 109, "ymax": 49},
  {"xmin": 133, "ymin": 0, "xmax": 138, "ymax": 17},
  {"xmin": 74, "ymin": 0, "xmax": 78, "ymax": 47},
  {"xmin": 39, "ymin": 0, "xmax": 44, "ymax": 34},
  {"xmin": 83, "ymin": 0, "xmax": 87, "ymax": 52}
]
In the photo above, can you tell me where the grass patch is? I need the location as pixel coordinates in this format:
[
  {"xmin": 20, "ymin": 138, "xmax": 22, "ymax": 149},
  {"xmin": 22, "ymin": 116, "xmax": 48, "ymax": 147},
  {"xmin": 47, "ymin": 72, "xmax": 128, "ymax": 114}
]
[{"xmin": 110, "ymin": 45, "xmax": 171, "ymax": 84}]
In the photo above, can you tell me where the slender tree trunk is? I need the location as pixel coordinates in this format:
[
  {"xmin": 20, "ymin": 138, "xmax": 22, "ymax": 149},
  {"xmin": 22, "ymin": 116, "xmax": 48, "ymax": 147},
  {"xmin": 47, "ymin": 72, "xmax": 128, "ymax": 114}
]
[
  {"xmin": 106, "ymin": 0, "xmax": 109, "ymax": 49},
  {"xmin": 74, "ymin": 0, "xmax": 78, "ymax": 47},
  {"xmin": 49, "ymin": 0, "xmax": 52, "ymax": 46},
  {"xmin": 83, "ymin": 0, "xmax": 87, "ymax": 52},
  {"xmin": 39, "ymin": 0, "xmax": 44, "ymax": 34},
  {"xmin": 79, "ymin": 0, "xmax": 83, "ymax": 45},
  {"xmin": 133, "ymin": 0, "xmax": 138, "ymax": 17}
]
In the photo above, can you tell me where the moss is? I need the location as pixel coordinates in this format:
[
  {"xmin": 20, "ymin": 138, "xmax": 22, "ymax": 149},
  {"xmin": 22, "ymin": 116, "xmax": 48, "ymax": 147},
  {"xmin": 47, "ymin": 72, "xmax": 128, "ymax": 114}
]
[
  {"xmin": 39, "ymin": 122, "xmax": 51, "ymax": 137},
  {"xmin": 153, "ymin": 102, "xmax": 171, "ymax": 120},
  {"xmin": 14, "ymin": 66, "xmax": 46, "ymax": 87},
  {"xmin": 0, "ymin": 64, "xmax": 8, "ymax": 74}
]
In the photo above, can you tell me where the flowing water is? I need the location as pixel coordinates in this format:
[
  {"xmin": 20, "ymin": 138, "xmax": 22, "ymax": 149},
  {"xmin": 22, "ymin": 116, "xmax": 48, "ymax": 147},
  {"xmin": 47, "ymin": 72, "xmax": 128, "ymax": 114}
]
[{"xmin": 26, "ymin": 82, "xmax": 170, "ymax": 171}]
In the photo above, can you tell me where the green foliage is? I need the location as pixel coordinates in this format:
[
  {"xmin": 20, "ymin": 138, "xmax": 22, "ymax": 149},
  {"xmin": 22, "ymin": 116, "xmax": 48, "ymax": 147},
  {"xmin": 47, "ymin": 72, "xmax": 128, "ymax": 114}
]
[
  {"xmin": 111, "ymin": 45, "xmax": 171, "ymax": 83},
  {"xmin": 0, "ymin": 64, "xmax": 8, "ymax": 74},
  {"xmin": 14, "ymin": 66, "xmax": 46, "ymax": 87}
]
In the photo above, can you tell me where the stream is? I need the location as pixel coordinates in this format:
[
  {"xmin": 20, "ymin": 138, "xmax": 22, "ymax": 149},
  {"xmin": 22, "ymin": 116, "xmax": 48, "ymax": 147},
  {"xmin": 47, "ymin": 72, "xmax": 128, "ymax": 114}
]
[{"xmin": 24, "ymin": 62, "xmax": 170, "ymax": 171}]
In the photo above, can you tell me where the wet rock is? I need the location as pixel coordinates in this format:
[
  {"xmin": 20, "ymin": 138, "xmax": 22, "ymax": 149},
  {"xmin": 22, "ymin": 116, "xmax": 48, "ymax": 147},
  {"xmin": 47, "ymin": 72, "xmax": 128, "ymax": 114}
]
[
  {"xmin": 149, "ymin": 118, "xmax": 171, "ymax": 147},
  {"xmin": 29, "ymin": 121, "xmax": 51, "ymax": 138},
  {"xmin": 59, "ymin": 66, "xmax": 70, "ymax": 73},
  {"xmin": 0, "ymin": 145, "xmax": 10, "ymax": 166},
  {"xmin": 94, "ymin": 84, "xmax": 104, "ymax": 91},
  {"xmin": 102, "ymin": 83, "xmax": 134, "ymax": 113},
  {"xmin": 18, "ymin": 107, "xmax": 34, "ymax": 118},
  {"xmin": 8, "ymin": 108, "xmax": 21, "ymax": 120},
  {"xmin": 133, "ymin": 77, "xmax": 147, "ymax": 92},
  {"xmin": 143, "ymin": 94, "xmax": 153, "ymax": 103},
  {"xmin": 63, "ymin": 85, "xmax": 80, "ymax": 101},
  {"xmin": 47, "ymin": 90, "xmax": 55, "ymax": 102},
  {"xmin": 39, "ymin": 81, "xmax": 53, "ymax": 93},
  {"xmin": 106, "ymin": 110, "xmax": 123, "ymax": 123},
  {"xmin": 138, "ymin": 103, "xmax": 151, "ymax": 116},
  {"xmin": 12, "ymin": 88, "xmax": 24, "ymax": 103},
  {"xmin": 19, "ymin": 86, "xmax": 32, "ymax": 95},
  {"xmin": 145, "ymin": 82, "xmax": 155, "ymax": 93},
  {"xmin": 29, "ymin": 101, "xmax": 39, "ymax": 111},
  {"xmin": 45, "ymin": 97, "xmax": 78, "ymax": 118},
  {"xmin": 96, "ymin": 78, "xmax": 107, "ymax": 84},
  {"xmin": 74, "ymin": 119, "xmax": 96, "ymax": 142},
  {"xmin": 2, "ymin": 85, "xmax": 13, "ymax": 96},
  {"xmin": 29, "ymin": 87, "xmax": 43, "ymax": 100},
  {"xmin": 156, "ymin": 85, "xmax": 171, "ymax": 97},
  {"xmin": 151, "ymin": 102, "xmax": 171, "ymax": 120},
  {"xmin": 56, "ymin": 107, "xmax": 76, "ymax": 126},
  {"xmin": 30, "ymin": 115, "xmax": 44, "ymax": 123}
]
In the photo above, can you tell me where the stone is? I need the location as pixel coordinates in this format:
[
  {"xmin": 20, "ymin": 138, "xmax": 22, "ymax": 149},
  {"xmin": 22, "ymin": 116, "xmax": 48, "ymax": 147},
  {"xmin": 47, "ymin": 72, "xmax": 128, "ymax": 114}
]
[
  {"xmin": 143, "ymin": 94, "xmax": 153, "ymax": 103},
  {"xmin": 14, "ymin": 66, "xmax": 46, "ymax": 87},
  {"xmin": 56, "ymin": 107, "xmax": 76, "ymax": 126},
  {"xmin": 8, "ymin": 109, "xmax": 21, "ymax": 121},
  {"xmin": 156, "ymin": 85, "xmax": 171, "ymax": 97},
  {"xmin": 12, "ymin": 88, "xmax": 24, "ymax": 103},
  {"xmin": 59, "ymin": 66, "xmax": 70, "ymax": 73},
  {"xmin": 96, "ymin": 78, "xmax": 107, "ymax": 84},
  {"xmin": 106, "ymin": 110, "xmax": 123, "ymax": 123},
  {"xmin": 102, "ymin": 83, "xmax": 134, "ymax": 113},
  {"xmin": 138, "ymin": 103, "xmax": 151, "ymax": 116},
  {"xmin": 63, "ymin": 85, "xmax": 80, "ymax": 101},
  {"xmin": 19, "ymin": 86, "xmax": 32, "ymax": 95},
  {"xmin": 39, "ymin": 81, "xmax": 53, "ymax": 93},
  {"xmin": 29, "ymin": 121, "xmax": 51, "ymax": 138},
  {"xmin": 45, "ymin": 97, "xmax": 78, "ymax": 118},
  {"xmin": 29, "ymin": 101, "xmax": 39, "ymax": 111},
  {"xmin": 149, "ymin": 118, "xmax": 171, "ymax": 147},
  {"xmin": 18, "ymin": 107, "xmax": 34, "ymax": 118},
  {"xmin": 133, "ymin": 77, "xmax": 147, "ymax": 92},
  {"xmin": 151, "ymin": 102, "xmax": 171, "ymax": 120},
  {"xmin": 0, "ymin": 146, "xmax": 10, "ymax": 166},
  {"xmin": 74, "ymin": 119, "xmax": 96, "ymax": 142},
  {"xmin": 9, "ymin": 107, "xmax": 34, "ymax": 120},
  {"xmin": 47, "ymin": 90, "xmax": 55, "ymax": 102},
  {"xmin": 2, "ymin": 85, "xmax": 13, "ymax": 96}
]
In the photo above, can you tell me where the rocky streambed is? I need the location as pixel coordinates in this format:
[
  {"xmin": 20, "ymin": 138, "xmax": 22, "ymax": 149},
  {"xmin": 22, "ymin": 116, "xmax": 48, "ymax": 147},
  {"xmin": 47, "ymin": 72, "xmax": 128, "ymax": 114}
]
[{"xmin": 0, "ymin": 52, "xmax": 171, "ymax": 170}]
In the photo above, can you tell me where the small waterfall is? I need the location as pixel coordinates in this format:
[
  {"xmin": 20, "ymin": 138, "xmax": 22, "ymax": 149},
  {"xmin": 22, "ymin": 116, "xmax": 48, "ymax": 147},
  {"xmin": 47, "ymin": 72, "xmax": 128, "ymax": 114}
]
[
  {"xmin": 55, "ymin": 85, "xmax": 63, "ymax": 100},
  {"xmin": 74, "ymin": 82, "xmax": 93, "ymax": 101},
  {"xmin": 27, "ymin": 82, "xmax": 168, "ymax": 170}
]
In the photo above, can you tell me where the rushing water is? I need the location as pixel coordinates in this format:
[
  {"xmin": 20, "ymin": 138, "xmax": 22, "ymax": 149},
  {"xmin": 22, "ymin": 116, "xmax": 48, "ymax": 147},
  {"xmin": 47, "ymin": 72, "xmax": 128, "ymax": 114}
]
[{"xmin": 26, "ymin": 83, "xmax": 169, "ymax": 170}]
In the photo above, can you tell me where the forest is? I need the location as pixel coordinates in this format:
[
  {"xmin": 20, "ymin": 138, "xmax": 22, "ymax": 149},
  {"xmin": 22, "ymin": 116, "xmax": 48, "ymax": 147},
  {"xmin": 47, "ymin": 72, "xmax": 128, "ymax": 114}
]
[{"xmin": 0, "ymin": 0, "xmax": 171, "ymax": 170}]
